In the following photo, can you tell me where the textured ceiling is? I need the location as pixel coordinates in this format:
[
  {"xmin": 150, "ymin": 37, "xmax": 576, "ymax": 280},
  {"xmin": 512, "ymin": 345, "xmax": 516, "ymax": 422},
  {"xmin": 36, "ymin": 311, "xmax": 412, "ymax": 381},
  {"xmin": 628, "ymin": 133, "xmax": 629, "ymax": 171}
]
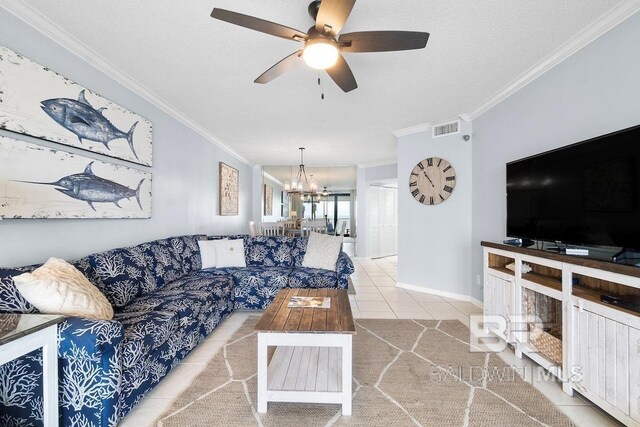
[{"xmin": 21, "ymin": 0, "xmax": 623, "ymax": 166}]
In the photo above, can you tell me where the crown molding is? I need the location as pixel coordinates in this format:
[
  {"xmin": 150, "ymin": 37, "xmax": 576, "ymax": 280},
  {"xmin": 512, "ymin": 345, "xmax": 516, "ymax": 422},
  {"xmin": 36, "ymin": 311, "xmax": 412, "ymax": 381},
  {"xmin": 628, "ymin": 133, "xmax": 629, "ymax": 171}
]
[
  {"xmin": 460, "ymin": 0, "xmax": 640, "ymax": 121},
  {"xmin": 1, "ymin": 0, "xmax": 252, "ymax": 166},
  {"xmin": 392, "ymin": 122, "xmax": 432, "ymax": 138},
  {"xmin": 262, "ymin": 172, "xmax": 283, "ymax": 186},
  {"xmin": 392, "ymin": 115, "xmax": 469, "ymax": 139},
  {"xmin": 356, "ymin": 160, "xmax": 398, "ymax": 169}
]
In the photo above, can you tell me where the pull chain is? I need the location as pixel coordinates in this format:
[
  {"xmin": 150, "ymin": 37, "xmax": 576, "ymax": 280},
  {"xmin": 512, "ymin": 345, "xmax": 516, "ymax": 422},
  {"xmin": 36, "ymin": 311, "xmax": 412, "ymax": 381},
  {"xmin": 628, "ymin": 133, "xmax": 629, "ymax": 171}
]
[{"xmin": 317, "ymin": 74, "xmax": 325, "ymax": 100}]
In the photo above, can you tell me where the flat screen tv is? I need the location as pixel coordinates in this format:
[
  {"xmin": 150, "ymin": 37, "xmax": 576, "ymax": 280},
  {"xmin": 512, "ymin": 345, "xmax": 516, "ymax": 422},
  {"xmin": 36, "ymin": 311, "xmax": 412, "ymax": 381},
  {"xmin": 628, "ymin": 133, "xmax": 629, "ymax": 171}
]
[{"xmin": 506, "ymin": 124, "xmax": 640, "ymax": 249}]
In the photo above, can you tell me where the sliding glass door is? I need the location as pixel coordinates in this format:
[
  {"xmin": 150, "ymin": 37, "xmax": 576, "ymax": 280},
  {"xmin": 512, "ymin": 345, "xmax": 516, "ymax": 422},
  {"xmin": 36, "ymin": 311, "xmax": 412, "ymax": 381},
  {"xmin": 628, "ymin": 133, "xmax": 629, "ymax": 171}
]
[{"xmin": 300, "ymin": 193, "xmax": 353, "ymax": 235}]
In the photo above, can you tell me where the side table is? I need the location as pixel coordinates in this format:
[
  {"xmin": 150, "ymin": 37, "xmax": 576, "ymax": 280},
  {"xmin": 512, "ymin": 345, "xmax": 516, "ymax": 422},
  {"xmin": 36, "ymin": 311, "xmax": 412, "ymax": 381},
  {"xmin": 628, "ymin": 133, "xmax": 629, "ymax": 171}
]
[{"xmin": 0, "ymin": 314, "xmax": 65, "ymax": 426}]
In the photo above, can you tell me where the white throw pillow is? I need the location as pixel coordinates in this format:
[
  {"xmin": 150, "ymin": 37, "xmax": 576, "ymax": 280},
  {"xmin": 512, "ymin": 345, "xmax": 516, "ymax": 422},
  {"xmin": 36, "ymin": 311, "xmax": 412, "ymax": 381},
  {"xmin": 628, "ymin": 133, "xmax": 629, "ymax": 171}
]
[
  {"xmin": 213, "ymin": 239, "xmax": 246, "ymax": 268},
  {"xmin": 13, "ymin": 258, "xmax": 113, "ymax": 320},
  {"xmin": 198, "ymin": 240, "xmax": 217, "ymax": 269},
  {"xmin": 302, "ymin": 232, "xmax": 343, "ymax": 271}
]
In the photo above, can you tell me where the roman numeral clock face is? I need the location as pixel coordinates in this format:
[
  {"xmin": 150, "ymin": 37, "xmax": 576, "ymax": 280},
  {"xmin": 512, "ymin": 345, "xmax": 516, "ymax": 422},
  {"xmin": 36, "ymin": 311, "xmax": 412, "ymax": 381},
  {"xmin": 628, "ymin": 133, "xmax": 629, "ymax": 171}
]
[{"xmin": 410, "ymin": 157, "xmax": 456, "ymax": 205}]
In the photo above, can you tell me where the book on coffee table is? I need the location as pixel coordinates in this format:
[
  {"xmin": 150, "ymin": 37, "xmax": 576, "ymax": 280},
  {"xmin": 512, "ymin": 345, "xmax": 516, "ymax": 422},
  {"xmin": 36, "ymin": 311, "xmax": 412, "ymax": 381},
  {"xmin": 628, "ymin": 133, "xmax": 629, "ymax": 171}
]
[{"xmin": 287, "ymin": 296, "xmax": 330, "ymax": 308}]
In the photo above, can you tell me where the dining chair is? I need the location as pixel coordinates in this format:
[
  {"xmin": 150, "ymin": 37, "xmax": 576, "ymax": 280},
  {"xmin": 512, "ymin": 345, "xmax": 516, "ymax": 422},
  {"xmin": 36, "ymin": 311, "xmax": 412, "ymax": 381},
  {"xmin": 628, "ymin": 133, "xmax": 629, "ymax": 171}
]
[
  {"xmin": 301, "ymin": 219, "xmax": 327, "ymax": 236},
  {"xmin": 282, "ymin": 220, "xmax": 297, "ymax": 237},
  {"xmin": 261, "ymin": 222, "xmax": 284, "ymax": 236},
  {"xmin": 249, "ymin": 221, "xmax": 260, "ymax": 237}
]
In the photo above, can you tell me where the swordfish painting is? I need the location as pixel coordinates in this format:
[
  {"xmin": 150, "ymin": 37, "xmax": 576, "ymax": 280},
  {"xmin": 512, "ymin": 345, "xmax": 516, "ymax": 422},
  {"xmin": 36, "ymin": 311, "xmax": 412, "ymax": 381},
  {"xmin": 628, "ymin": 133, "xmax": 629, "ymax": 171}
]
[
  {"xmin": 0, "ymin": 45, "xmax": 152, "ymax": 166},
  {"xmin": 0, "ymin": 136, "xmax": 151, "ymax": 219},
  {"xmin": 15, "ymin": 162, "xmax": 145, "ymax": 212}
]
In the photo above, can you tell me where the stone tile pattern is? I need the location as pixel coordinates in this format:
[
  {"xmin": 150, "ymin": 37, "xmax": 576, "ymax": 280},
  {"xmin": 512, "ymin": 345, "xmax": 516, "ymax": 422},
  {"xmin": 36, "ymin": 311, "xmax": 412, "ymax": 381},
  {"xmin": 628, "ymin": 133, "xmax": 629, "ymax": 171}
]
[
  {"xmin": 348, "ymin": 256, "xmax": 483, "ymax": 321},
  {"xmin": 156, "ymin": 317, "xmax": 573, "ymax": 427}
]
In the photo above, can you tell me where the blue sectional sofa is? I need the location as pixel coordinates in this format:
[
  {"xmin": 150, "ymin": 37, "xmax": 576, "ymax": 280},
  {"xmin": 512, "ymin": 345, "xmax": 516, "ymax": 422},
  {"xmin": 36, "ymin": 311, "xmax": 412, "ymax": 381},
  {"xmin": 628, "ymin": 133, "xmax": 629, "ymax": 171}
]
[{"xmin": 0, "ymin": 234, "xmax": 354, "ymax": 427}]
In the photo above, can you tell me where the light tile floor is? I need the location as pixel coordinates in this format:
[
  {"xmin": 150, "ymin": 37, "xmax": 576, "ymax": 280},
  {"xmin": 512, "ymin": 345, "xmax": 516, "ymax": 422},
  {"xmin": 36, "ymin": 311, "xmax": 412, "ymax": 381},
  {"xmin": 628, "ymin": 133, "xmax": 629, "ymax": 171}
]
[{"xmin": 120, "ymin": 256, "xmax": 621, "ymax": 426}]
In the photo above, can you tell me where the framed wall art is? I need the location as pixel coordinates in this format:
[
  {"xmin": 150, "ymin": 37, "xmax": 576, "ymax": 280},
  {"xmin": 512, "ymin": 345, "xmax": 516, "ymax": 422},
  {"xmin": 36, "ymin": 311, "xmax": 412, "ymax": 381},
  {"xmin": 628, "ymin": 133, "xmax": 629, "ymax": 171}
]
[
  {"xmin": 264, "ymin": 184, "xmax": 273, "ymax": 216},
  {"xmin": 0, "ymin": 45, "xmax": 153, "ymax": 166},
  {"xmin": 0, "ymin": 135, "xmax": 152, "ymax": 219},
  {"xmin": 219, "ymin": 162, "xmax": 238, "ymax": 216}
]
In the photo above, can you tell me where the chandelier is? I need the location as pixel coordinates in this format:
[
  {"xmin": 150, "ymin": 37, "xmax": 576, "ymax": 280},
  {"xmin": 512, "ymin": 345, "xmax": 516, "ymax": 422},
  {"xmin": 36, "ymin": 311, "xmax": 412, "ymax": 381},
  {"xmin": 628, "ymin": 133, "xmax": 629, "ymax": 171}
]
[{"xmin": 284, "ymin": 147, "xmax": 317, "ymax": 196}]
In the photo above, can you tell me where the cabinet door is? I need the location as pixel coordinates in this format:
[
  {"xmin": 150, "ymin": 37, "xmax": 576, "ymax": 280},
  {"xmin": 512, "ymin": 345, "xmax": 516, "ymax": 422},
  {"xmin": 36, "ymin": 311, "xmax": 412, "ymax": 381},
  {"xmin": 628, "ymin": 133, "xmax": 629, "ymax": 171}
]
[
  {"xmin": 484, "ymin": 273, "xmax": 513, "ymax": 340},
  {"xmin": 571, "ymin": 305, "xmax": 630, "ymax": 416},
  {"xmin": 629, "ymin": 327, "xmax": 640, "ymax": 423}
]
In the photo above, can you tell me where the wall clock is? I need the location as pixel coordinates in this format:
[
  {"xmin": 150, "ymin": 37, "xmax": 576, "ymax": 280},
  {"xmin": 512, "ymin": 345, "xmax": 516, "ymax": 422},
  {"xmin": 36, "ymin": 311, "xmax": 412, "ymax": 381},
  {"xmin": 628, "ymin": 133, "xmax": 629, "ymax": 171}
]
[{"xmin": 409, "ymin": 157, "xmax": 456, "ymax": 205}]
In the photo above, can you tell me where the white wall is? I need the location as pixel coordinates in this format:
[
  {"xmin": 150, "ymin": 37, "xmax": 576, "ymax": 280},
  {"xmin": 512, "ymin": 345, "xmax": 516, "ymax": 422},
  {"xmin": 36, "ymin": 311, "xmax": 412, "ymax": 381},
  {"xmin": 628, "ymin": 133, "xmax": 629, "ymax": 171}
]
[
  {"xmin": 470, "ymin": 11, "xmax": 640, "ymax": 302},
  {"xmin": 356, "ymin": 163, "xmax": 397, "ymax": 257},
  {"xmin": 0, "ymin": 10, "xmax": 252, "ymax": 267},
  {"xmin": 251, "ymin": 165, "xmax": 263, "ymax": 225},
  {"xmin": 397, "ymin": 122, "xmax": 473, "ymax": 298}
]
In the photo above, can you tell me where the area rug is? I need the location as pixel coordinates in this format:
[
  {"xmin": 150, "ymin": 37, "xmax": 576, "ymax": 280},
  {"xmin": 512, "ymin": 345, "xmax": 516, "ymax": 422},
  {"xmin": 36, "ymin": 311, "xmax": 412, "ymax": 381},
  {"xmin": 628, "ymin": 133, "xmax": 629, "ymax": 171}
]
[{"xmin": 156, "ymin": 317, "xmax": 573, "ymax": 426}]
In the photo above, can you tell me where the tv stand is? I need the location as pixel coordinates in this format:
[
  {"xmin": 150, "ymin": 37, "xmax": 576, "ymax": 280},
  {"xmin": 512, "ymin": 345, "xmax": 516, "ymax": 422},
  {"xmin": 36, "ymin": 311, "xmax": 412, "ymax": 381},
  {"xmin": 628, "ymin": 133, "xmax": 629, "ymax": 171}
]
[
  {"xmin": 612, "ymin": 248, "xmax": 640, "ymax": 267},
  {"xmin": 482, "ymin": 241, "xmax": 640, "ymax": 426}
]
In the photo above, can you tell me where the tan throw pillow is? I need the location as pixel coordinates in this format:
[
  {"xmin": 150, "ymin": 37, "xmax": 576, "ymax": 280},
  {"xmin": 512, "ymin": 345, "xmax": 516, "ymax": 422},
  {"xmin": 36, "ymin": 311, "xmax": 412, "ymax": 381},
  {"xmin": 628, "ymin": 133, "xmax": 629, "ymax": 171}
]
[
  {"xmin": 13, "ymin": 257, "xmax": 114, "ymax": 320},
  {"xmin": 302, "ymin": 232, "xmax": 343, "ymax": 271}
]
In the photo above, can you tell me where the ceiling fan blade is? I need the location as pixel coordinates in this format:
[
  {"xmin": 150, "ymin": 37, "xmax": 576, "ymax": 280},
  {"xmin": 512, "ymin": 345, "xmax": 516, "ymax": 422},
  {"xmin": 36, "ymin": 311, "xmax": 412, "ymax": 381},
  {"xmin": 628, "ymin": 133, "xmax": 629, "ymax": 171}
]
[
  {"xmin": 211, "ymin": 8, "xmax": 308, "ymax": 42},
  {"xmin": 254, "ymin": 51, "xmax": 304, "ymax": 84},
  {"xmin": 326, "ymin": 53, "xmax": 357, "ymax": 92},
  {"xmin": 339, "ymin": 31, "xmax": 430, "ymax": 52},
  {"xmin": 315, "ymin": 0, "xmax": 356, "ymax": 36}
]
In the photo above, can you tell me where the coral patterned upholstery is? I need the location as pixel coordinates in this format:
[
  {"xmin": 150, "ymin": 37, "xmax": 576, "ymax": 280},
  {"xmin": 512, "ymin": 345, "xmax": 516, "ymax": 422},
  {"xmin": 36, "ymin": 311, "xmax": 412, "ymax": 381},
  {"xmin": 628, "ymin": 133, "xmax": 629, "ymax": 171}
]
[
  {"xmin": 287, "ymin": 267, "xmax": 340, "ymax": 289},
  {"xmin": 231, "ymin": 267, "xmax": 290, "ymax": 309},
  {"xmin": 245, "ymin": 236, "xmax": 293, "ymax": 267},
  {"xmin": 84, "ymin": 247, "xmax": 155, "ymax": 307},
  {"xmin": 0, "ymin": 233, "xmax": 352, "ymax": 427}
]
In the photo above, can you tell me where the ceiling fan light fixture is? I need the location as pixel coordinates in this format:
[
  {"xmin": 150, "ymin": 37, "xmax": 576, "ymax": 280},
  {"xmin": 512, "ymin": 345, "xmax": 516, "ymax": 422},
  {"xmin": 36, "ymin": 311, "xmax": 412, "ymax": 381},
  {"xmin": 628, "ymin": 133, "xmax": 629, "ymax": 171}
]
[{"xmin": 303, "ymin": 38, "xmax": 339, "ymax": 69}]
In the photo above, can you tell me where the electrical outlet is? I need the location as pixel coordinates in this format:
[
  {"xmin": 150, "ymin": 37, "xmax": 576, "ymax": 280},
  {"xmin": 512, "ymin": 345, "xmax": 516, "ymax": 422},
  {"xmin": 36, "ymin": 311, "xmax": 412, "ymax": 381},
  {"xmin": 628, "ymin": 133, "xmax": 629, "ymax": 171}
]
[{"xmin": 476, "ymin": 274, "xmax": 482, "ymax": 286}]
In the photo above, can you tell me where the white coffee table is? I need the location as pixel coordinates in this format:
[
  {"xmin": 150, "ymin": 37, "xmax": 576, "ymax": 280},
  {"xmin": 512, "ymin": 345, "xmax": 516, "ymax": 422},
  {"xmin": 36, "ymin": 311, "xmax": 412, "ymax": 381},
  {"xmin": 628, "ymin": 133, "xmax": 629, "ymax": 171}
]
[{"xmin": 254, "ymin": 288, "xmax": 356, "ymax": 415}]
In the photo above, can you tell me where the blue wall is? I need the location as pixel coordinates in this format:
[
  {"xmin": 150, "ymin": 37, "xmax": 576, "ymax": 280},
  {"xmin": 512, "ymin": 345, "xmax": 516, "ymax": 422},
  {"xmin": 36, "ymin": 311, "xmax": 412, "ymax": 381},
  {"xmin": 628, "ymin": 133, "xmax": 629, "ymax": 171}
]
[
  {"xmin": 0, "ymin": 10, "xmax": 253, "ymax": 266},
  {"xmin": 471, "ymin": 11, "xmax": 640, "ymax": 301},
  {"xmin": 397, "ymin": 122, "xmax": 473, "ymax": 299}
]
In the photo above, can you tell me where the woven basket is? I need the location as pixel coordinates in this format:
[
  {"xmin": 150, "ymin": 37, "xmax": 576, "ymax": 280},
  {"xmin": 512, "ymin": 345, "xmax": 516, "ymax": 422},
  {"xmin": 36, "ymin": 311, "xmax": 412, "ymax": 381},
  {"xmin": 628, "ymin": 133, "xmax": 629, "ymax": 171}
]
[{"xmin": 530, "ymin": 324, "xmax": 562, "ymax": 366}]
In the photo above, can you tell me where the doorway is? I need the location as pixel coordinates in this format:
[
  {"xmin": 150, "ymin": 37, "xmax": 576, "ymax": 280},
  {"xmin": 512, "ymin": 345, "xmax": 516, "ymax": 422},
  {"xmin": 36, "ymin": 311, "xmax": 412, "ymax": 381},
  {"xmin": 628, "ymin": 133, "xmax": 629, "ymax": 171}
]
[{"xmin": 368, "ymin": 185, "xmax": 397, "ymax": 258}]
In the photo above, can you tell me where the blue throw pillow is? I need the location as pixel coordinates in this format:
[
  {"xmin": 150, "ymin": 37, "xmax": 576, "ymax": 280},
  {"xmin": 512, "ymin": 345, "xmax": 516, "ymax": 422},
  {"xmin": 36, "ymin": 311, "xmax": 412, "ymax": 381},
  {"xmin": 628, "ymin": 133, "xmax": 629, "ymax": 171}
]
[{"xmin": 86, "ymin": 247, "xmax": 152, "ymax": 307}]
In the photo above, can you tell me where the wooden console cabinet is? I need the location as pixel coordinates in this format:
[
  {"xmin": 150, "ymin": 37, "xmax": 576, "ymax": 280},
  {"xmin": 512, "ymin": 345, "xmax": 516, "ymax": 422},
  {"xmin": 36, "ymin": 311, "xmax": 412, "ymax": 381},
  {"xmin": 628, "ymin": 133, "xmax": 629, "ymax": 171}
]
[{"xmin": 482, "ymin": 242, "xmax": 640, "ymax": 426}]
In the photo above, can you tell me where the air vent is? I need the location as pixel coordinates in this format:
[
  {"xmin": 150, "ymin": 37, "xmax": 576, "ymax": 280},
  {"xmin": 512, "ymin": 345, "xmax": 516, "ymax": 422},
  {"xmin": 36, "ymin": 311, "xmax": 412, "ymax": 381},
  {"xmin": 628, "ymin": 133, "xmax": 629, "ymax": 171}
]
[{"xmin": 433, "ymin": 120, "xmax": 460, "ymax": 138}]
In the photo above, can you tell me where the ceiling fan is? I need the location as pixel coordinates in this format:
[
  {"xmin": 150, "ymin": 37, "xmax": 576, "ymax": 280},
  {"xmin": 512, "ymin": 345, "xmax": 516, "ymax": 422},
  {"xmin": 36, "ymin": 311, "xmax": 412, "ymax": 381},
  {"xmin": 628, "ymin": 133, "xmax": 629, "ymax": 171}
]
[{"xmin": 210, "ymin": 0, "xmax": 430, "ymax": 93}]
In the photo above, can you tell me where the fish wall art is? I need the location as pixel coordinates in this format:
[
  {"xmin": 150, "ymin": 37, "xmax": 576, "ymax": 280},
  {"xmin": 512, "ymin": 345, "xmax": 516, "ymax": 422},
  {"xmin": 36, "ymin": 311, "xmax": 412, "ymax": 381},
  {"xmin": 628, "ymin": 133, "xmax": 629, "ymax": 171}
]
[
  {"xmin": 0, "ymin": 136, "xmax": 151, "ymax": 219},
  {"xmin": 0, "ymin": 45, "xmax": 152, "ymax": 166}
]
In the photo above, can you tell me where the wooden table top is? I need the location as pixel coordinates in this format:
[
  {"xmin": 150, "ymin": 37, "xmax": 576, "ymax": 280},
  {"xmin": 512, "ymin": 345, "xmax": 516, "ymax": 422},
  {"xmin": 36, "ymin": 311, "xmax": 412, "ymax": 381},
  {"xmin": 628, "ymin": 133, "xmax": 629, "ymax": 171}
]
[{"xmin": 254, "ymin": 288, "xmax": 356, "ymax": 334}]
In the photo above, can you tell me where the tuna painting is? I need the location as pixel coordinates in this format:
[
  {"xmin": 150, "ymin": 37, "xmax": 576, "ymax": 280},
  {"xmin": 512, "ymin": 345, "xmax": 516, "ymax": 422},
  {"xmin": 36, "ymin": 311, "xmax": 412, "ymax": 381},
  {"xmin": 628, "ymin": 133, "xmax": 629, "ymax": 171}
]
[
  {"xmin": 0, "ymin": 45, "xmax": 152, "ymax": 166},
  {"xmin": 0, "ymin": 136, "xmax": 151, "ymax": 219},
  {"xmin": 41, "ymin": 90, "xmax": 140, "ymax": 159}
]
